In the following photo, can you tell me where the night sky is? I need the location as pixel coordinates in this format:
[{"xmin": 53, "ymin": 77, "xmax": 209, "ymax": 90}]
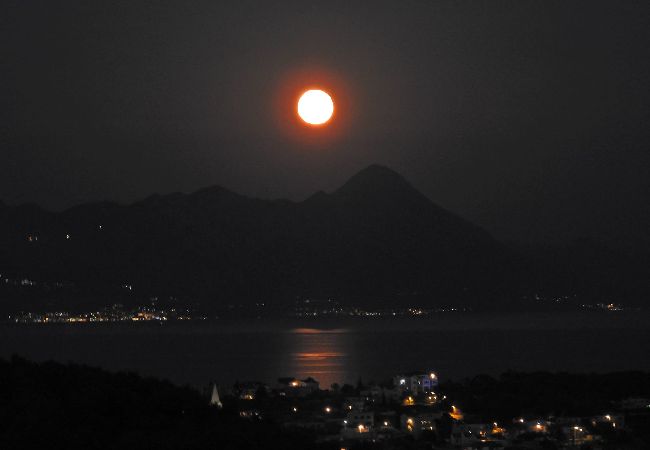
[{"xmin": 2, "ymin": 1, "xmax": 649, "ymax": 248}]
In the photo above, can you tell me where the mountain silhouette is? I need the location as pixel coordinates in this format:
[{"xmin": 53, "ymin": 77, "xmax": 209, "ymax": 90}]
[{"xmin": 0, "ymin": 165, "xmax": 646, "ymax": 310}]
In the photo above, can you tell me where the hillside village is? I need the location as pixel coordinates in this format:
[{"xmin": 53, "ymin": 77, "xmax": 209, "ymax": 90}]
[{"xmin": 217, "ymin": 371, "xmax": 650, "ymax": 449}]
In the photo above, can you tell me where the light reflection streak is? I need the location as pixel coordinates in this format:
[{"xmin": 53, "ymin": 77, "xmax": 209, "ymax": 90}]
[{"xmin": 284, "ymin": 328, "xmax": 351, "ymax": 388}]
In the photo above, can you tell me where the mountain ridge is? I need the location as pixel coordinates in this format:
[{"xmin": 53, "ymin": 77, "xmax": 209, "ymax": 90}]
[{"xmin": 0, "ymin": 164, "xmax": 647, "ymax": 311}]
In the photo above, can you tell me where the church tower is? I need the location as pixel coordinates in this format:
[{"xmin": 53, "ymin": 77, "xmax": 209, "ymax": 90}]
[{"xmin": 209, "ymin": 383, "xmax": 223, "ymax": 408}]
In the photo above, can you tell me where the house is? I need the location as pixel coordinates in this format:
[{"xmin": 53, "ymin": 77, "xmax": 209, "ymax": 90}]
[
  {"xmin": 341, "ymin": 411, "xmax": 375, "ymax": 440},
  {"xmin": 277, "ymin": 377, "xmax": 320, "ymax": 397},
  {"xmin": 302, "ymin": 377, "xmax": 320, "ymax": 391},
  {"xmin": 343, "ymin": 396, "xmax": 369, "ymax": 411},
  {"xmin": 616, "ymin": 397, "xmax": 650, "ymax": 411},
  {"xmin": 591, "ymin": 413, "xmax": 624, "ymax": 429},
  {"xmin": 450, "ymin": 423, "xmax": 486, "ymax": 446},
  {"xmin": 393, "ymin": 372, "xmax": 439, "ymax": 395},
  {"xmin": 560, "ymin": 425, "xmax": 592, "ymax": 446},
  {"xmin": 402, "ymin": 411, "xmax": 443, "ymax": 437},
  {"xmin": 234, "ymin": 381, "xmax": 269, "ymax": 400},
  {"xmin": 345, "ymin": 410, "xmax": 374, "ymax": 429},
  {"xmin": 521, "ymin": 420, "xmax": 550, "ymax": 434}
]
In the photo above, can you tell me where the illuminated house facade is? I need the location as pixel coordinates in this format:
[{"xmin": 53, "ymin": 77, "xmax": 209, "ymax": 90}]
[
  {"xmin": 393, "ymin": 372, "xmax": 439, "ymax": 395},
  {"xmin": 342, "ymin": 411, "xmax": 374, "ymax": 437},
  {"xmin": 401, "ymin": 411, "xmax": 443, "ymax": 437},
  {"xmin": 277, "ymin": 377, "xmax": 320, "ymax": 397}
]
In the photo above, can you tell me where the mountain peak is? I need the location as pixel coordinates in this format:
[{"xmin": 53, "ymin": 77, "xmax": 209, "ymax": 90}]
[
  {"xmin": 351, "ymin": 164, "xmax": 405, "ymax": 181},
  {"xmin": 335, "ymin": 164, "xmax": 418, "ymax": 199}
]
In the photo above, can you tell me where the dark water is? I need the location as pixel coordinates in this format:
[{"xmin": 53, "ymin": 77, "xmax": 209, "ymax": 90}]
[{"xmin": 1, "ymin": 312, "xmax": 649, "ymax": 389}]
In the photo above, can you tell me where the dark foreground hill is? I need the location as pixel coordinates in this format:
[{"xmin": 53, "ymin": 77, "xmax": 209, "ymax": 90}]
[
  {"xmin": 2, "ymin": 357, "xmax": 650, "ymax": 449},
  {"xmin": 0, "ymin": 356, "xmax": 320, "ymax": 450},
  {"xmin": 0, "ymin": 164, "xmax": 648, "ymax": 310}
]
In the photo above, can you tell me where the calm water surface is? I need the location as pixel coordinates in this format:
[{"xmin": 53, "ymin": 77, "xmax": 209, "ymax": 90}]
[{"xmin": 1, "ymin": 312, "xmax": 649, "ymax": 389}]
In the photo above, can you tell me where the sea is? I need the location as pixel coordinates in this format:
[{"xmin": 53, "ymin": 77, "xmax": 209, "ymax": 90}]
[{"xmin": 1, "ymin": 311, "xmax": 649, "ymax": 390}]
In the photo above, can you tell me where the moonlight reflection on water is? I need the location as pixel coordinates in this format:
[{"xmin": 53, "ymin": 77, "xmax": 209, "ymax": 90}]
[{"xmin": 286, "ymin": 328, "xmax": 351, "ymax": 389}]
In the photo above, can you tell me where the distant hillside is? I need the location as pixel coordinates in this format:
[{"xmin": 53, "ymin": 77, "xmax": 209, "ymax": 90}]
[{"xmin": 0, "ymin": 165, "xmax": 648, "ymax": 310}]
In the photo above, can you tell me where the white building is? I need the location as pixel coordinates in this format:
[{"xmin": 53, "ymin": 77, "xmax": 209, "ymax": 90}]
[{"xmin": 393, "ymin": 371, "xmax": 439, "ymax": 395}]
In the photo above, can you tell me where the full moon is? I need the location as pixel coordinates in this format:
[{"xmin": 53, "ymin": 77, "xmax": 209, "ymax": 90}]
[{"xmin": 297, "ymin": 89, "xmax": 334, "ymax": 125}]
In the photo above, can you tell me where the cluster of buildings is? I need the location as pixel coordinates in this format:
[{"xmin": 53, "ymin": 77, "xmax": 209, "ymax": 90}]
[
  {"xmin": 210, "ymin": 371, "xmax": 648, "ymax": 449},
  {"xmin": 448, "ymin": 415, "xmax": 628, "ymax": 449},
  {"xmin": 291, "ymin": 298, "xmax": 471, "ymax": 318},
  {"xmin": 10, "ymin": 304, "xmax": 204, "ymax": 323},
  {"xmin": 0, "ymin": 273, "xmax": 69, "ymax": 289}
]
